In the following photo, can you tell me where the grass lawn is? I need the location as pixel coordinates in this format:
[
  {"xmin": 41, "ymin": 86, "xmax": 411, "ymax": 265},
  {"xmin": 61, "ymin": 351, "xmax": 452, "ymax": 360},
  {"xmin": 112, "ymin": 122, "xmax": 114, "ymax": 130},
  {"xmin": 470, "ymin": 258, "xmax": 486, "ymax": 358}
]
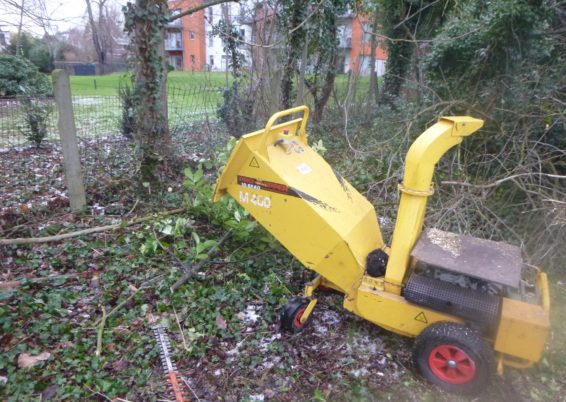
[
  {"xmin": 70, "ymin": 71, "xmax": 231, "ymax": 96},
  {"xmin": 69, "ymin": 71, "xmax": 373, "ymax": 97}
]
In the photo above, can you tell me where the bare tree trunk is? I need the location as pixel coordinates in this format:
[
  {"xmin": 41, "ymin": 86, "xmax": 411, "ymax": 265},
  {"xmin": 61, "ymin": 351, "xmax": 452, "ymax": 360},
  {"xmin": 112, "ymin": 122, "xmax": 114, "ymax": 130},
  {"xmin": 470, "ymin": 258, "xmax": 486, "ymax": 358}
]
[
  {"xmin": 85, "ymin": 0, "xmax": 106, "ymax": 67},
  {"xmin": 295, "ymin": 34, "xmax": 309, "ymax": 106},
  {"xmin": 97, "ymin": 0, "xmax": 108, "ymax": 68},
  {"xmin": 368, "ymin": 11, "xmax": 379, "ymax": 108},
  {"xmin": 222, "ymin": 3, "xmax": 230, "ymax": 83},
  {"xmin": 16, "ymin": 0, "xmax": 25, "ymax": 55}
]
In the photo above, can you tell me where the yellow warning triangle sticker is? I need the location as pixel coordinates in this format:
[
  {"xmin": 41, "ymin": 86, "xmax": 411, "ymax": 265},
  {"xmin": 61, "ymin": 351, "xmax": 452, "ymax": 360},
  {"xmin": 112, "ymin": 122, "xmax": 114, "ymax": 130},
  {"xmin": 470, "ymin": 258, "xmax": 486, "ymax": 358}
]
[
  {"xmin": 414, "ymin": 312, "xmax": 428, "ymax": 324},
  {"xmin": 249, "ymin": 157, "xmax": 260, "ymax": 168}
]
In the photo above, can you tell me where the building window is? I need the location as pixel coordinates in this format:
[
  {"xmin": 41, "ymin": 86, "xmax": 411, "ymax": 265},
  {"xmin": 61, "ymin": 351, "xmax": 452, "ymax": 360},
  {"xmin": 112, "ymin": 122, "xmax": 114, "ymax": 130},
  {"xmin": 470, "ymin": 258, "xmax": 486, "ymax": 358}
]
[
  {"xmin": 208, "ymin": 33, "xmax": 213, "ymax": 47},
  {"xmin": 165, "ymin": 31, "xmax": 182, "ymax": 50},
  {"xmin": 189, "ymin": 31, "xmax": 195, "ymax": 40},
  {"xmin": 239, "ymin": 28, "xmax": 245, "ymax": 40},
  {"xmin": 362, "ymin": 23, "xmax": 372, "ymax": 43},
  {"xmin": 190, "ymin": 54, "xmax": 195, "ymax": 64},
  {"xmin": 208, "ymin": 7, "xmax": 213, "ymax": 23},
  {"xmin": 210, "ymin": 55, "xmax": 214, "ymax": 66}
]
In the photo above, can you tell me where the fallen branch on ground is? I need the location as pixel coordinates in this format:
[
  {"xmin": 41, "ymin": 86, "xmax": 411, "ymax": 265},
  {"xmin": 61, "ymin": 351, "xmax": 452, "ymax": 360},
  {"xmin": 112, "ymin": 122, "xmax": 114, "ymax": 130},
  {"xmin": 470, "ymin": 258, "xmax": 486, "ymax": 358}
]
[
  {"xmin": 95, "ymin": 306, "xmax": 107, "ymax": 358},
  {"xmin": 93, "ymin": 286, "xmax": 143, "ymax": 327},
  {"xmin": 170, "ymin": 229, "xmax": 234, "ymax": 292},
  {"xmin": 0, "ymin": 273, "xmax": 79, "ymax": 291},
  {"xmin": 94, "ymin": 285, "xmax": 144, "ymax": 357},
  {"xmin": 0, "ymin": 208, "xmax": 185, "ymax": 245}
]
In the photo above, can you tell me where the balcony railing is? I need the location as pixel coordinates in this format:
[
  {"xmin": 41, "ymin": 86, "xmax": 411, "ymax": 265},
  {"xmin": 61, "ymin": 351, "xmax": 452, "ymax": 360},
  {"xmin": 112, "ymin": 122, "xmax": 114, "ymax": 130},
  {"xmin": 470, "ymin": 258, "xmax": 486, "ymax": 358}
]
[
  {"xmin": 165, "ymin": 40, "xmax": 183, "ymax": 51},
  {"xmin": 166, "ymin": 19, "xmax": 182, "ymax": 28}
]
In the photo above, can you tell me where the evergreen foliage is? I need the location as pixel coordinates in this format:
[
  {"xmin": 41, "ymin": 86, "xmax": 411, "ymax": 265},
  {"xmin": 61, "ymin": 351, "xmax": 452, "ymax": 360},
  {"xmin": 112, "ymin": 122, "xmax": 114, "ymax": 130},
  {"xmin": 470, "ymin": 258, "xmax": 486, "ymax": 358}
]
[
  {"xmin": 17, "ymin": 96, "xmax": 52, "ymax": 148},
  {"xmin": 6, "ymin": 32, "xmax": 54, "ymax": 73},
  {"xmin": 0, "ymin": 55, "xmax": 52, "ymax": 96}
]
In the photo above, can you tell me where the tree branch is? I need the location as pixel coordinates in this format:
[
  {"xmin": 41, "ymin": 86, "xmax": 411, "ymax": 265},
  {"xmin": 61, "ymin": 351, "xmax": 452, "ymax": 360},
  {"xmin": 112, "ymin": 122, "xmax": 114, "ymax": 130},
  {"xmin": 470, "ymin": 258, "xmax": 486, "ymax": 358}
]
[
  {"xmin": 169, "ymin": 0, "xmax": 239, "ymax": 22},
  {"xmin": 442, "ymin": 173, "xmax": 566, "ymax": 189},
  {"xmin": 170, "ymin": 229, "xmax": 233, "ymax": 292}
]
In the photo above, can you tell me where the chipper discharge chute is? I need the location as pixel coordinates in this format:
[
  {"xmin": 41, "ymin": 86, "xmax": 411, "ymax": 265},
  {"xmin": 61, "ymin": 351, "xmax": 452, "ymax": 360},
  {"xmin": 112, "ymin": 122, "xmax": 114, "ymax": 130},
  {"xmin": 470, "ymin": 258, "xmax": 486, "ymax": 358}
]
[{"xmin": 213, "ymin": 106, "xmax": 550, "ymax": 395}]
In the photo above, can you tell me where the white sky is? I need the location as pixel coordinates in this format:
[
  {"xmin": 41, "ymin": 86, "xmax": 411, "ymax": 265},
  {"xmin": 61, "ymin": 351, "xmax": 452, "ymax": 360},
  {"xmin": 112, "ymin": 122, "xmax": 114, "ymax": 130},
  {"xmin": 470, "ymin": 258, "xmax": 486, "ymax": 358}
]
[{"xmin": 0, "ymin": 0, "xmax": 128, "ymax": 36}]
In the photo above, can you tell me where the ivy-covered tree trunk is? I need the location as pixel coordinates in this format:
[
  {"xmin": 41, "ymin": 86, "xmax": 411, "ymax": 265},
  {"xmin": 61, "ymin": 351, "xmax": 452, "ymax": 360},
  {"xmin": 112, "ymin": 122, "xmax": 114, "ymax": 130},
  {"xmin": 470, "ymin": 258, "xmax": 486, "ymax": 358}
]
[
  {"xmin": 280, "ymin": 0, "xmax": 307, "ymax": 110},
  {"xmin": 378, "ymin": 0, "xmax": 413, "ymax": 106},
  {"xmin": 380, "ymin": 39, "xmax": 412, "ymax": 105},
  {"xmin": 305, "ymin": 0, "xmax": 345, "ymax": 123},
  {"xmin": 378, "ymin": 0, "xmax": 450, "ymax": 106},
  {"xmin": 124, "ymin": 0, "xmax": 170, "ymax": 185},
  {"xmin": 311, "ymin": 49, "xmax": 337, "ymax": 123}
]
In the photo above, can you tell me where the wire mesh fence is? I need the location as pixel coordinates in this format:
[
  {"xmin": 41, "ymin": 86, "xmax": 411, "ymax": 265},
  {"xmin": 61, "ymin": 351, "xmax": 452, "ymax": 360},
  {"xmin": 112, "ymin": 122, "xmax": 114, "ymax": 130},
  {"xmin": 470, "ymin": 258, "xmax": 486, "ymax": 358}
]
[
  {"xmin": 0, "ymin": 84, "xmax": 226, "ymax": 148},
  {"xmin": 0, "ymin": 96, "xmax": 59, "ymax": 149}
]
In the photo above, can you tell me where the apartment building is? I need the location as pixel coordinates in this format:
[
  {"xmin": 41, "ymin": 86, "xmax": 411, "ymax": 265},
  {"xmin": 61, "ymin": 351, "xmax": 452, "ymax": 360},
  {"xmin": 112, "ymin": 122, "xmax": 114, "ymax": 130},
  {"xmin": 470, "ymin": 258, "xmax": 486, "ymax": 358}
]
[
  {"xmin": 166, "ymin": 0, "xmax": 251, "ymax": 72},
  {"xmin": 166, "ymin": 1, "xmax": 386, "ymax": 76},
  {"xmin": 165, "ymin": 1, "xmax": 206, "ymax": 71},
  {"xmin": 203, "ymin": 2, "xmax": 252, "ymax": 72}
]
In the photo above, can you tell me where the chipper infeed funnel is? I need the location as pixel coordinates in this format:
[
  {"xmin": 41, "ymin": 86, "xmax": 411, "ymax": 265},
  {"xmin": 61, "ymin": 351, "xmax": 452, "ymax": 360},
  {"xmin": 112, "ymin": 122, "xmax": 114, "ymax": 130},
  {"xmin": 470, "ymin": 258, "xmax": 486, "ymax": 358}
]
[{"xmin": 214, "ymin": 106, "xmax": 384, "ymax": 293}]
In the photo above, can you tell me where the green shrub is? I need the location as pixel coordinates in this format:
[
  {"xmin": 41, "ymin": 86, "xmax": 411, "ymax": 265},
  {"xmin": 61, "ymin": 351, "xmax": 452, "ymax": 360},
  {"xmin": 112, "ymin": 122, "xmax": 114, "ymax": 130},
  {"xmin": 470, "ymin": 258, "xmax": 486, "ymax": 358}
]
[
  {"xmin": 118, "ymin": 83, "xmax": 135, "ymax": 140},
  {"xmin": 18, "ymin": 96, "xmax": 53, "ymax": 148},
  {"xmin": 217, "ymin": 80, "xmax": 254, "ymax": 138},
  {"xmin": 6, "ymin": 32, "xmax": 54, "ymax": 73},
  {"xmin": 0, "ymin": 55, "xmax": 52, "ymax": 96}
]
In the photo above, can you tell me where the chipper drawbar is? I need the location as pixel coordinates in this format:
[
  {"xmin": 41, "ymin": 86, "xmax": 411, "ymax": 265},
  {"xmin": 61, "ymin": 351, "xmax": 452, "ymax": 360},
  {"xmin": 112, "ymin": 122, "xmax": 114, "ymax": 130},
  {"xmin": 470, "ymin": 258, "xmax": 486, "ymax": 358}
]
[{"xmin": 213, "ymin": 106, "xmax": 550, "ymax": 394}]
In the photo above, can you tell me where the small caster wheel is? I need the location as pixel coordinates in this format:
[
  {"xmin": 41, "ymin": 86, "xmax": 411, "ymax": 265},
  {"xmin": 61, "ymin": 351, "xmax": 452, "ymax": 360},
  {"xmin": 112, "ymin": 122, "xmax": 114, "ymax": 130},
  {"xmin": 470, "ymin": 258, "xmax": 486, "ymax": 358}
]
[{"xmin": 281, "ymin": 297, "xmax": 312, "ymax": 333}]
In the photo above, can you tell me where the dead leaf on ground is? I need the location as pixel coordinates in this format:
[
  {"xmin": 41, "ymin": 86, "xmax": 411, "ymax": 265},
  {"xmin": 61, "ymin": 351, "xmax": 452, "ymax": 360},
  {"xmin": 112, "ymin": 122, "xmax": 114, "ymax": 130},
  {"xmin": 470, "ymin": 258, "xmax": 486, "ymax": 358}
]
[
  {"xmin": 58, "ymin": 341, "xmax": 74, "ymax": 349},
  {"xmin": 18, "ymin": 352, "xmax": 51, "ymax": 368},
  {"xmin": 216, "ymin": 314, "xmax": 227, "ymax": 330},
  {"xmin": 112, "ymin": 359, "xmax": 129, "ymax": 372},
  {"xmin": 41, "ymin": 384, "xmax": 60, "ymax": 400},
  {"xmin": 146, "ymin": 313, "xmax": 157, "ymax": 324}
]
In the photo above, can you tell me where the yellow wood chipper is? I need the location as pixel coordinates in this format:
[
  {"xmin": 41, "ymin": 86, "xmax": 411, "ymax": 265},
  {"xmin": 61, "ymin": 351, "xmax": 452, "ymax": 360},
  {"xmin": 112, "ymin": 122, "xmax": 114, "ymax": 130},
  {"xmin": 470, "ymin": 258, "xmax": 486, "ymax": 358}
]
[{"xmin": 213, "ymin": 106, "xmax": 550, "ymax": 394}]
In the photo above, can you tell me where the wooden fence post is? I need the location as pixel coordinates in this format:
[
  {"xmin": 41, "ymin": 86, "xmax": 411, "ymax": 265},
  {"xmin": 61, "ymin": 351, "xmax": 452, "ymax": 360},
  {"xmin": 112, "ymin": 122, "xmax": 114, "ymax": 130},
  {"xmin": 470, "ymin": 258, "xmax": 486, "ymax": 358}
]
[{"xmin": 52, "ymin": 69, "xmax": 86, "ymax": 212}]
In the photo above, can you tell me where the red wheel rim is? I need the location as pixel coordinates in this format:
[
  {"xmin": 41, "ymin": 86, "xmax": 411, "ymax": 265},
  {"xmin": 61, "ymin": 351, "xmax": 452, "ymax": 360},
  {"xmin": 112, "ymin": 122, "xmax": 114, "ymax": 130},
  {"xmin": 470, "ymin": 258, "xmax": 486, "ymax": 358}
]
[
  {"xmin": 293, "ymin": 306, "xmax": 307, "ymax": 328},
  {"xmin": 428, "ymin": 344, "xmax": 476, "ymax": 384}
]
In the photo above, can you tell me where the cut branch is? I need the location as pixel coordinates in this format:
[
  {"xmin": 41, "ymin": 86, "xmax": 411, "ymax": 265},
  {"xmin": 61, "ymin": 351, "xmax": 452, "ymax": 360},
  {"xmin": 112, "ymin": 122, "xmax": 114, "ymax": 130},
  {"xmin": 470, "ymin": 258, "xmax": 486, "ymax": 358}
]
[
  {"xmin": 442, "ymin": 173, "xmax": 566, "ymax": 190},
  {"xmin": 169, "ymin": 0, "xmax": 238, "ymax": 21},
  {"xmin": 170, "ymin": 229, "xmax": 234, "ymax": 292},
  {"xmin": 0, "ymin": 208, "xmax": 185, "ymax": 245},
  {"xmin": 95, "ymin": 305, "xmax": 107, "ymax": 357},
  {"xmin": 0, "ymin": 273, "xmax": 79, "ymax": 291}
]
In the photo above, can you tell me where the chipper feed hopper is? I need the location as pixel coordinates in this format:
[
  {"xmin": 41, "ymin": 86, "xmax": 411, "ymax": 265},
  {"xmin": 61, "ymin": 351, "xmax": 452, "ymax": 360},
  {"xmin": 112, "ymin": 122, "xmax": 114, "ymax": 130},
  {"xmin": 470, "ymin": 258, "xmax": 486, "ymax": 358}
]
[{"xmin": 213, "ymin": 106, "xmax": 550, "ymax": 394}]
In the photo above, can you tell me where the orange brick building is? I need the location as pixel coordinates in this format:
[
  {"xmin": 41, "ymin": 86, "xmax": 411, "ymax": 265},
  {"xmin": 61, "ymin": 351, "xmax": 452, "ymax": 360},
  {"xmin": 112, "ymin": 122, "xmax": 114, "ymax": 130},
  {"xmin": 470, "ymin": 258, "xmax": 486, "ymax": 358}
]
[
  {"xmin": 337, "ymin": 13, "xmax": 387, "ymax": 75},
  {"xmin": 166, "ymin": 0, "xmax": 206, "ymax": 71}
]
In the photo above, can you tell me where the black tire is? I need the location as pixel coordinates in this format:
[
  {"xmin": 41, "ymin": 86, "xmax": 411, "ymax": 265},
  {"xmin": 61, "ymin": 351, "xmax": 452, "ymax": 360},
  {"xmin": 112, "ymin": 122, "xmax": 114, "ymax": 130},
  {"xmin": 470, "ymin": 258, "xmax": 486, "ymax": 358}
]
[
  {"xmin": 413, "ymin": 322, "xmax": 495, "ymax": 395},
  {"xmin": 281, "ymin": 297, "xmax": 311, "ymax": 333}
]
